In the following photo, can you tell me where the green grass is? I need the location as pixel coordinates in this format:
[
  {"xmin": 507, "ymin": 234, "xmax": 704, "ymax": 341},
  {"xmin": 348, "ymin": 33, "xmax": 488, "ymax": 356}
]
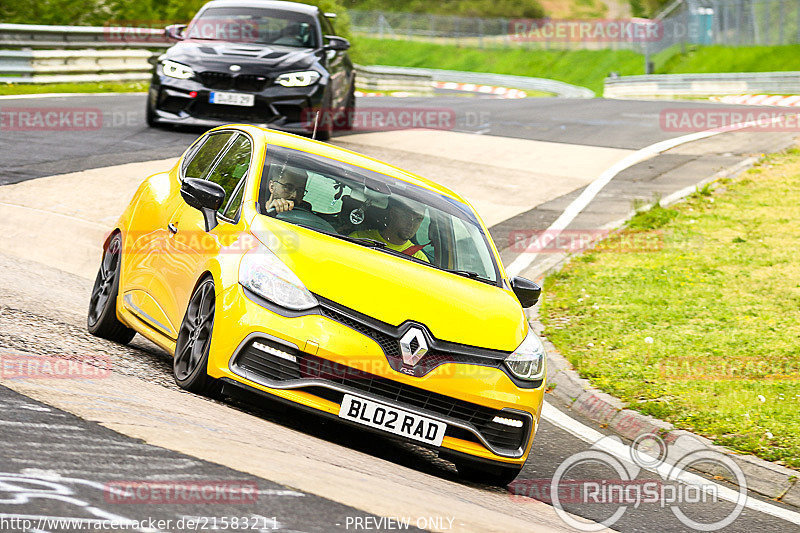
[
  {"xmin": 657, "ymin": 44, "xmax": 800, "ymax": 74},
  {"xmin": 350, "ymin": 37, "xmax": 645, "ymax": 95},
  {"xmin": 540, "ymin": 149, "xmax": 800, "ymax": 468},
  {"xmin": 0, "ymin": 81, "xmax": 148, "ymax": 95}
]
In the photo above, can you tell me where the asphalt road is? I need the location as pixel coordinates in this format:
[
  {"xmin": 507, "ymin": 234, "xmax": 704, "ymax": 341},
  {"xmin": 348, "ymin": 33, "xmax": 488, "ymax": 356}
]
[{"xmin": 1, "ymin": 92, "xmax": 799, "ymax": 532}]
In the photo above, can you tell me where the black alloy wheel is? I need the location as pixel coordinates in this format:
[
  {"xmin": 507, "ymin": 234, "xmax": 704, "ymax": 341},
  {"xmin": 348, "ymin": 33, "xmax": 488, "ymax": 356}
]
[
  {"xmin": 87, "ymin": 233, "xmax": 136, "ymax": 344},
  {"xmin": 173, "ymin": 278, "xmax": 219, "ymax": 395}
]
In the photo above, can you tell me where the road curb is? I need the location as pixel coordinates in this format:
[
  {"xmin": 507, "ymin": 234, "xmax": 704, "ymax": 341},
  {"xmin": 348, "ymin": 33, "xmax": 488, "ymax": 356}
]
[{"xmin": 526, "ymin": 148, "xmax": 800, "ymax": 508}]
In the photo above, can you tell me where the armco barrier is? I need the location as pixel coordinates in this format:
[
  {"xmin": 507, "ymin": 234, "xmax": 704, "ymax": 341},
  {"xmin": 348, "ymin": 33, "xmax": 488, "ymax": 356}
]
[
  {"xmin": 0, "ymin": 23, "xmax": 169, "ymax": 49},
  {"xmin": 0, "ymin": 49, "xmax": 156, "ymax": 84},
  {"xmin": 604, "ymin": 71, "xmax": 800, "ymax": 98}
]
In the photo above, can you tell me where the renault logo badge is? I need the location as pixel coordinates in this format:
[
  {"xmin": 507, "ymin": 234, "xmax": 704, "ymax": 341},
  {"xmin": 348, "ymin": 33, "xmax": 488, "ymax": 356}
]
[{"xmin": 400, "ymin": 328, "xmax": 428, "ymax": 367}]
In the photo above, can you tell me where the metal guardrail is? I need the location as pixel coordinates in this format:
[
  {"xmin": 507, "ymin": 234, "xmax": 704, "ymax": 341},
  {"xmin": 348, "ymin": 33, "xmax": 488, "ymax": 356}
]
[
  {"xmin": 0, "ymin": 49, "xmax": 156, "ymax": 84},
  {"xmin": 362, "ymin": 65, "xmax": 594, "ymax": 98},
  {"xmin": 0, "ymin": 23, "xmax": 170, "ymax": 49},
  {"xmin": 604, "ymin": 71, "xmax": 800, "ymax": 98},
  {"xmin": 354, "ymin": 65, "xmax": 433, "ymax": 94}
]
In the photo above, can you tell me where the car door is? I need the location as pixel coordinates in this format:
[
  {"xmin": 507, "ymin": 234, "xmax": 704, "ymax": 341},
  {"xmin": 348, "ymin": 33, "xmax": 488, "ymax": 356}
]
[{"xmin": 158, "ymin": 132, "xmax": 254, "ymax": 333}]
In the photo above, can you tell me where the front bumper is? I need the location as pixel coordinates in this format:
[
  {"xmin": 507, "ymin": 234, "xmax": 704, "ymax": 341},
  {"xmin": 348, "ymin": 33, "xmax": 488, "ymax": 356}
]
[
  {"xmin": 207, "ymin": 283, "xmax": 545, "ymax": 466},
  {"xmin": 149, "ymin": 74, "xmax": 326, "ymax": 133}
]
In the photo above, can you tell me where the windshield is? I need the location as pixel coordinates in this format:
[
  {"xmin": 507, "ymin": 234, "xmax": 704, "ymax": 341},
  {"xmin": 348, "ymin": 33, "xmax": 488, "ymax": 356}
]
[
  {"xmin": 258, "ymin": 145, "xmax": 500, "ymax": 284},
  {"xmin": 187, "ymin": 7, "xmax": 318, "ymax": 48}
]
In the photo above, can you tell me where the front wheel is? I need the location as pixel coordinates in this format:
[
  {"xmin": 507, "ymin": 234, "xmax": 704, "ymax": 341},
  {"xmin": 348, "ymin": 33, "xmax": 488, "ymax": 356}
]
[
  {"xmin": 87, "ymin": 233, "xmax": 136, "ymax": 344},
  {"xmin": 173, "ymin": 278, "xmax": 219, "ymax": 395}
]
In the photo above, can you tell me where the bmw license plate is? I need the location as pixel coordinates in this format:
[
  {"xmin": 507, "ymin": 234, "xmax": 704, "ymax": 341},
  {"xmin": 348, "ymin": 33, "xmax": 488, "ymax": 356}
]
[
  {"xmin": 338, "ymin": 394, "xmax": 446, "ymax": 446},
  {"xmin": 209, "ymin": 92, "xmax": 254, "ymax": 107}
]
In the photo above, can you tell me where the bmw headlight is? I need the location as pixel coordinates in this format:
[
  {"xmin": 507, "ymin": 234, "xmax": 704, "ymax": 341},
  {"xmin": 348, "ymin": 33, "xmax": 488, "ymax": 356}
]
[
  {"xmin": 239, "ymin": 244, "xmax": 317, "ymax": 311},
  {"xmin": 162, "ymin": 60, "xmax": 194, "ymax": 80},
  {"xmin": 275, "ymin": 71, "xmax": 321, "ymax": 87},
  {"xmin": 504, "ymin": 329, "xmax": 546, "ymax": 381}
]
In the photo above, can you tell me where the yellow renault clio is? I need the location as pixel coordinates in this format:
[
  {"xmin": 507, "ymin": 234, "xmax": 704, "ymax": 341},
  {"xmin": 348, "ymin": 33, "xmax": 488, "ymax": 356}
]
[{"xmin": 88, "ymin": 125, "xmax": 546, "ymax": 484}]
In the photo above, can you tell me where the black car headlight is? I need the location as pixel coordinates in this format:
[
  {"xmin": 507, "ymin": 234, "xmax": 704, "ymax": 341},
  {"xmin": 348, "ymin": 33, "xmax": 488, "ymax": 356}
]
[
  {"xmin": 162, "ymin": 60, "xmax": 195, "ymax": 80},
  {"xmin": 504, "ymin": 329, "xmax": 546, "ymax": 381},
  {"xmin": 275, "ymin": 71, "xmax": 321, "ymax": 87}
]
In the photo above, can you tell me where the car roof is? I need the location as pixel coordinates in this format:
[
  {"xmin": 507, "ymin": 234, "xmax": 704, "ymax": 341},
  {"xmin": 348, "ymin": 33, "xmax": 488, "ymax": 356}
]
[
  {"xmin": 228, "ymin": 126, "xmax": 470, "ymax": 204},
  {"xmin": 200, "ymin": 0, "xmax": 319, "ymax": 16}
]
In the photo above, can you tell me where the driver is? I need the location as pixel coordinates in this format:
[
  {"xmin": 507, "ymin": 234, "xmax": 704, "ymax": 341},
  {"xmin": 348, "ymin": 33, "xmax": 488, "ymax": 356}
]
[
  {"xmin": 265, "ymin": 167, "xmax": 311, "ymax": 213},
  {"xmin": 350, "ymin": 197, "xmax": 429, "ymax": 262}
]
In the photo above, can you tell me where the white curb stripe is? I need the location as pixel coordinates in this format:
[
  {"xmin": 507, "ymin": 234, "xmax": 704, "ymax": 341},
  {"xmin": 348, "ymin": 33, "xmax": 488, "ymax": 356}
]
[
  {"xmin": 542, "ymin": 402, "xmax": 800, "ymax": 525},
  {"xmin": 505, "ymin": 112, "xmax": 799, "ymax": 278}
]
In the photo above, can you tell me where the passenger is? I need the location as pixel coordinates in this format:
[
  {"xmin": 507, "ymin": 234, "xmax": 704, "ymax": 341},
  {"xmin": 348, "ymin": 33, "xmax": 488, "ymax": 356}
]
[
  {"xmin": 350, "ymin": 197, "xmax": 429, "ymax": 262},
  {"xmin": 265, "ymin": 167, "xmax": 311, "ymax": 213}
]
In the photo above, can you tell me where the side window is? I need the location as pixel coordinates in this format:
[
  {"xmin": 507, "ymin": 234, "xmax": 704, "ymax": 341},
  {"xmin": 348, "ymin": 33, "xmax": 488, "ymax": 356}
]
[
  {"xmin": 319, "ymin": 14, "xmax": 335, "ymax": 36},
  {"xmin": 206, "ymin": 134, "xmax": 252, "ymax": 217},
  {"xmin": 222, "ymin": 181, "xmax": 246, "ymax": 220},
  {"xmin": 303, "ymin": 172, "xmax": 342, "ymax": 214},
  {"xmin": 183, "ymin": 132, "xmax": 234, "ymax": 180}
]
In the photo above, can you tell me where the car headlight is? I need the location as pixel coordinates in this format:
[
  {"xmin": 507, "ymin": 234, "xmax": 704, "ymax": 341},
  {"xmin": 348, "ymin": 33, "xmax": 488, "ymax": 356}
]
[
  {"xmin": 275, "ymin": 71, "xmax": 321, "ymax": 87},
  {"xmin": 239, "ymin": 244, "xmax": 317, "ymax": 311},
  {"xmin": 504, "ymin": 329, "xmax": 546, "ymax": 381},
  {"xmin": 162, "ymin": 60, "xmax": 194, "ymax": 80}
]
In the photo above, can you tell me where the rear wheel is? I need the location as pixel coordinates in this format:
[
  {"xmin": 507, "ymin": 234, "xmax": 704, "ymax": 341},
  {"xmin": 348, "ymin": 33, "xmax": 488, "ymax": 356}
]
[
  {"xmin": 87, "ymin": 233, "xmax": 136, "ymax": 344},
  {"xmin": 341, "ymin": 84, "xmax": 356, "ymax": 131},
  {"xmin": 173, "ymin": 278, "xmax": 219, "ymax": 395},
  {"xmin": 455, "ymin": 459, "xmax": 522, "ymax": 487}
]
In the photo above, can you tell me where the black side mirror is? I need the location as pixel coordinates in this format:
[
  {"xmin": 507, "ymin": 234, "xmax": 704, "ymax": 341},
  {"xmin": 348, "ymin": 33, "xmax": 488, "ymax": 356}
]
[
  {"xmin": 165, "ymin": 24, "xmax": 187, "ymax": 40},
  {"xmin": 324, "ymin": 35, "xmax": 350, "ymax": 51},
  {"xmin": 511, "ymin": 276, "xmax": 541, "ymax": 308},
  {"xmin": 181, "ymin": 178, "xmax": 225, "ymax": 232}
]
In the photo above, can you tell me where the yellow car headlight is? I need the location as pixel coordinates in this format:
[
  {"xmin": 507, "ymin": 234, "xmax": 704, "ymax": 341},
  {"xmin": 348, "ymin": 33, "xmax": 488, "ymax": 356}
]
[
  {"xmin": 505, "ymin": 330, "xmax": 546, "ymax": 381},
  {"xmin": 275, "ymin": 71, "xmax": 321, "ymax": 87},
  {"xmin": 162, "ymin": 60, "xmax": 195, "ymax": 80},
  {"xmin": 239, "ymin": 244, "xmax": 317, "ymax": 311}
]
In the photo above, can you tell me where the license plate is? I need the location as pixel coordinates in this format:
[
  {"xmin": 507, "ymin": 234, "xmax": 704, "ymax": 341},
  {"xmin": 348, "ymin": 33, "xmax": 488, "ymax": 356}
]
[
  {"xmin": 338, "ymin": 394, "xmax": 446, "ymax": 446},
  {"xmin": 209, "ymin": 92, "xmax": 254, "ymax": 106}
]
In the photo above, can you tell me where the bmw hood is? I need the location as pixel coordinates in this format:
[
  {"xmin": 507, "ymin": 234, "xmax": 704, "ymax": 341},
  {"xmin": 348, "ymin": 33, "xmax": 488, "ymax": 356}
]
[
  {"xmin": 250, "ymin": 218, "xmax": 528, "ymax": 352},
  {"xmin": 165, "ymin": 41, "xmax": 318, "ymax": 73}
]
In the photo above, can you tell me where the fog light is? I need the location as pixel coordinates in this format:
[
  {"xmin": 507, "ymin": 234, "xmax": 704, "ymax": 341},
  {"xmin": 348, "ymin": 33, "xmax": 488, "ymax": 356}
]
[
  {"xmin": 253, "ymin": 341, "xmax": 296, "ymax": 363},
  {"xmin": 492, "ymin": 415, "xmax": 523, "ymax": 428}
]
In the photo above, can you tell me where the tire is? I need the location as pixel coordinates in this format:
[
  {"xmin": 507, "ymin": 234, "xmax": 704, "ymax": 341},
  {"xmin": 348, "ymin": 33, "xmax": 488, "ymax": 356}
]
[
  {"xmin": 313, "ymin": 92, "xmax": 333, "ymax": 142},
  {"xmin": 87, "ymin": 233, "xmax": 136, "ymax": 344},
  {"xmin": 145, "ymin": 98, "xmax": 157, "ymax": 128},
  {"xmin": 455, "ymin": 459, "xmax": 522, "ymax": 487},
  {"xmin": 341, "ymin": 84, "xmax": 356, "ymax": 131},
  {"xmin": 173, "ymin": 277, "xmax": 220, "ymax": 396}
]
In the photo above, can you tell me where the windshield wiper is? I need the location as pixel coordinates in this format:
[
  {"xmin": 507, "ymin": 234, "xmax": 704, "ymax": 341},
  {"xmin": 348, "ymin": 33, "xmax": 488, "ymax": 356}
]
[{"xmin": 441, "ymin": 268, "xmax": 493, "ymax": 283}]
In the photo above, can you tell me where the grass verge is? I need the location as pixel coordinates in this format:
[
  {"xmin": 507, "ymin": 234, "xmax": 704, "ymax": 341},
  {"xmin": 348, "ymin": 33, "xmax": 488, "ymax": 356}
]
[
  {"xmin": 0, "ymin": 81, "xmax": 148, "ymax": 96},
  {"xmin": 540, "ymin": 149, "xmax": 800, "ymax": 468}
]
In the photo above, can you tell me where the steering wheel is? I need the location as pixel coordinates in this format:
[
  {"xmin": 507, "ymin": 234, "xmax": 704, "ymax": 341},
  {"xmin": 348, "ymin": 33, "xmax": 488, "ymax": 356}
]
[{"xmin": 273, "ymin": 208, "xmax": 337, "ymax": 233}]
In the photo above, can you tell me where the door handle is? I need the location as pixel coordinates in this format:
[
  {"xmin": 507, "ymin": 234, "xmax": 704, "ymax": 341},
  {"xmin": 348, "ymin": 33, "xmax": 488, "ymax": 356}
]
[{"xmin": 168, "ymin": 223, "xmax": 178, "ymax": 234}]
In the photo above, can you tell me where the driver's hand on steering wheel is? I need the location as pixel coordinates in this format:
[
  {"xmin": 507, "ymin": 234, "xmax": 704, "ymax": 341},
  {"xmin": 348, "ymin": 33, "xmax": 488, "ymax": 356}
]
[{"xmin": 266, "ymin": 197, "xmax": 295, "ymax": 213}]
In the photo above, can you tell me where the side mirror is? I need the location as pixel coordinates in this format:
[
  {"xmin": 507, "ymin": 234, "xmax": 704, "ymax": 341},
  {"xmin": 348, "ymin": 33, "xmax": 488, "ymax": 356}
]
[
  {"xmin": 165, "ymin": 24, "xmax": 187, "ymax": 40},
  {"xmin": 511, "ymin": 276, "xmax": 541, "ymax": 308},
  {"xmin": 324, "ymin": 35, "xmax": 350, "ymax": 51},
  {"xmin": 181, "ymin": 178, "xmax": 225, "ymax": 232}
]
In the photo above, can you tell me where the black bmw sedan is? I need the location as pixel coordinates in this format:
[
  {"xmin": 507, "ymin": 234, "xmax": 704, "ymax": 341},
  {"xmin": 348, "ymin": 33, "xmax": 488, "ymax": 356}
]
[{"xmin": 146, "ymin": 0, "xmax": 355, "ymax": 140}]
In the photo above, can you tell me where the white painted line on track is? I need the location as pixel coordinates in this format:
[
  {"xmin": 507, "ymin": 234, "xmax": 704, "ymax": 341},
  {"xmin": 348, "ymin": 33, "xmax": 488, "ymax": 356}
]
[
  {"xmin": 505, "ymin": 113, "xmax": 800, "ymax": 278},
  {"xmin": 542, "ymin": 402, "xmax": 800, "ymax": 526}
]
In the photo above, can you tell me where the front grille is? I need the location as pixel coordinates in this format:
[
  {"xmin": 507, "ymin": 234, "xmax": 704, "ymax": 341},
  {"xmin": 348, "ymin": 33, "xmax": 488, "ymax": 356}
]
[
  {"xmin": 318, "ymin": 300, "xmax": 505, "ymax": 377},
  {"xmin": 188, "ymin": 101, "xmax": 276, "ymax": 123},
  {"xmin": 198, "ymin": 71, "xmax": 233, "ymax": 89},
  {"xmin": 235, "ymin": 75, "xmax": 268, "ymax": 92},
  {"xmin": 232, "ymin": 338, "xmax": 528, "ymax": 452}
]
